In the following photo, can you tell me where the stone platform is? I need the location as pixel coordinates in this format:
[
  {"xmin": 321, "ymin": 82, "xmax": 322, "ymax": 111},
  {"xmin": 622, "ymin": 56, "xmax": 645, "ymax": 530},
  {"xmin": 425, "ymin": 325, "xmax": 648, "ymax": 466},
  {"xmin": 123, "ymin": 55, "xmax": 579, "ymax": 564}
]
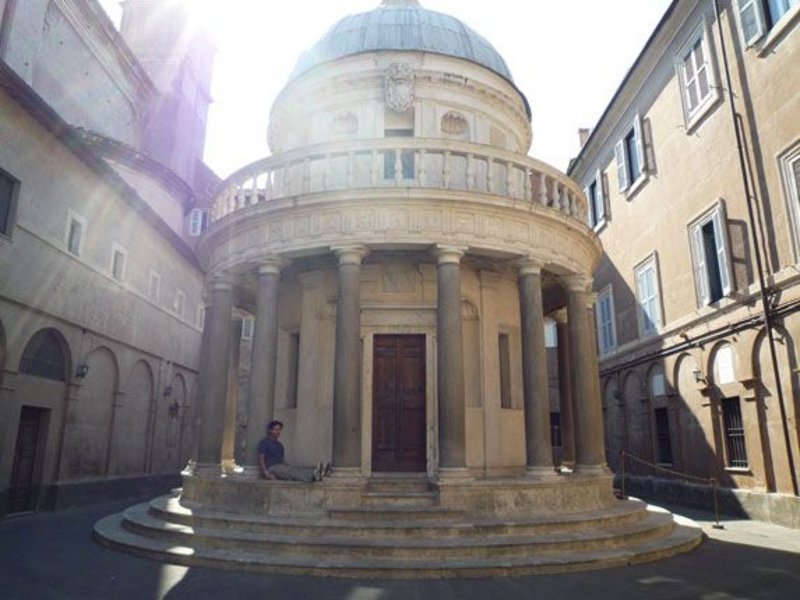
[{"xmin": 93, "ymin": 471, "xmax": 703, "ymax": 578}]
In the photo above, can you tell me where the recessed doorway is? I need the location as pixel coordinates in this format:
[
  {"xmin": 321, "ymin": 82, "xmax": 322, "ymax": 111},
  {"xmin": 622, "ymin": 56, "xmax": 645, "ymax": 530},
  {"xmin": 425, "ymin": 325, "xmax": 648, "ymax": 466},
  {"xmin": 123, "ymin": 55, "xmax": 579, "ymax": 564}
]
[{"xmin": 371, "ymin": 334, "xmax": 426, "ymax": 472}]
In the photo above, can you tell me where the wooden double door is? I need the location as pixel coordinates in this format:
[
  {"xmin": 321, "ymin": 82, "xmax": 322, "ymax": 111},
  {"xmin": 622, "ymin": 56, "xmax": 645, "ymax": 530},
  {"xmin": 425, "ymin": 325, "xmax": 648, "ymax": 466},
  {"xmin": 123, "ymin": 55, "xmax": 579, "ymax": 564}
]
[{"xmin": 371, "ymin": 335, "xmax": 426, "ymax": 472}]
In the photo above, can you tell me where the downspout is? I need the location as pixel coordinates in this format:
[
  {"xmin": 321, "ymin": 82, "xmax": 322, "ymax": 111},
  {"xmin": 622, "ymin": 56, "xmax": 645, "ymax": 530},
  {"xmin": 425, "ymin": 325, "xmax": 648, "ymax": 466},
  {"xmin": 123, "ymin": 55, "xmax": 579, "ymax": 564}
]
[{"xmin": 712, "ymin": 0, "xmax": 798, "ymax": 495}]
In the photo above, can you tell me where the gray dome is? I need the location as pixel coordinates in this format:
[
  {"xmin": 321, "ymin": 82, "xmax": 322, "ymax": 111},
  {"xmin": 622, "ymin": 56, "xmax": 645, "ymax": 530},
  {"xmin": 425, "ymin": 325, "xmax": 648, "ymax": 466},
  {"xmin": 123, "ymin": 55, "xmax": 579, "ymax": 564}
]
[{"xmin": 289, "ymin": 0, "xmax": 514, "ymax": 83}]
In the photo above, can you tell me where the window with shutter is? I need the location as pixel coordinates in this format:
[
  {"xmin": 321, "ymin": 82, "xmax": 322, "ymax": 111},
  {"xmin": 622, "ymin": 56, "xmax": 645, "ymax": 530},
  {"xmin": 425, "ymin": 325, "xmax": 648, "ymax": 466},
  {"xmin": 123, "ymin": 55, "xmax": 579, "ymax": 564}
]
[
  {"xmin": 614, "ymin": 140, "xmax": 628, "ymax": 192},
  {"xmin": 616, "ymin": 115, "xmax": 648, "ymax": 196},
  {"xmin": 0, "ymin": 168, "xmax": 19, "ymax": 238},
  {"xmin": 595, "ymin": 286, "xmax": 617, "ymax": 355},
  {"xmin": 737, "ymin": 0, "xmax": 798, "ymax": 47},
  {"xmin": 689, "ymin": 202, "xmax": 732, "ymax": 306},
  {"xmin": 676, "ymin": 21, "xmax": 722, "ymax": 131},
  {"xmin": 635, "ymin": 254, "xmax": 662, "ymax": 337}
]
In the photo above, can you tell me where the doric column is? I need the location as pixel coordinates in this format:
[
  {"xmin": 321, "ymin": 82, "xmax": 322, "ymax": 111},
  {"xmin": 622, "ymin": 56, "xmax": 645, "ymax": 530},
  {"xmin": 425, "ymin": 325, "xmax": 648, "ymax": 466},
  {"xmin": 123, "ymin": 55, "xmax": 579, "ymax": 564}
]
[
  {"xmin": 553, "ymin": 309, "xmax": 576, "ymax": 467},
  {"xmin": 332, "ymin": 245, "xmax": 368, "ymax": 470},
  {"xmin": 436, "ymin": 245, "xmax": 468, "ymax": 472},
  {"xmin": 518, "ymin": 259, "xmax": 553, "ymax": 474},
  {"xmin": 564, "ymin": 275, "xmax": 606, "ymax": 471},
  {"xmin": 246, "ymin": 258, "xmax": 285, "ymax": 465},
  {"xmin": 221, "ymin": 319, "xmax": 242, "ymax": 470},
  {"xmin": 196, "ymin": 274, "xmax": 234, "ymax": 470}
]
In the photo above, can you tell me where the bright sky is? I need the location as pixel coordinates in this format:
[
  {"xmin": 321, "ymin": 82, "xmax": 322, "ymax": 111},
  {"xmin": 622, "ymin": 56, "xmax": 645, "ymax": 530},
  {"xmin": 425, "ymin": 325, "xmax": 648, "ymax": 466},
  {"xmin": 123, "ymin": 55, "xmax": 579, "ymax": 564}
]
[{"xmin": 100, "ymin": 0, "xmax": 672, "ymax": 178}]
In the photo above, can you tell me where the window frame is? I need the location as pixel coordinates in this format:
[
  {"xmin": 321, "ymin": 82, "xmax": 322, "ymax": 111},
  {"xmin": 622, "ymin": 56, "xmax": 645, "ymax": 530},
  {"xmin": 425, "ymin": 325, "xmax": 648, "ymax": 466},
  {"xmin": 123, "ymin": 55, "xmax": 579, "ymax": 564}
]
[
  {"xmin": 634, "ymin": 252, "xmax": 664, "ymax": 338},
  {"xmin": 175, "ymin": 290, "xmax": 186, "ymax": 318},
  {"xmin": 675, "ymin": 19, "xmax": 721, "ymax": 132},
  {"xmin": 779, "ymin": 141, "xmax": 800, "ymax": 261},
  {"xmin": 65, "ymin": 209, "xmax": 87, "ymax": 257},
  {"xmin": 148, "ymin": 270, "xmax": 161, "ymax": 304},
  {"xmin": 688, "ymin": 201, "xmax": 733, "ymax": 307},
  {"xmin": 0, "ymin": 166, "xmax": 20, "ymax": 241},
  {"xmin": 721, "ymin": 396, "xmax": 749, "ymax": 469},
  {"xmin": 241, "ymin": 316, "xmax": 254, "ymax": 341},
  {"xmin": 614, "ymin": 114, "xmax": 648, "ymax": 197},
  {"xmin": 188, "ymin": 208, "xmax": 208, "ymax": 237},
  {"xmin": 584, "ymin": 169, "xmax": 607, "ymax": 231},
  {"xmin": 595, "ymin": 285, "xmax": 617, "ymax": 356},
  {"xmin": 736, "ymin": 0, "xmax": 800, "ymax": 50},
  {"xmin": 654, "ymin": 407, "xmax": 674, "ymax": 466},
  {"xmin": 110, "ymin": 243, "xmax": 127, "ymax": 282}
]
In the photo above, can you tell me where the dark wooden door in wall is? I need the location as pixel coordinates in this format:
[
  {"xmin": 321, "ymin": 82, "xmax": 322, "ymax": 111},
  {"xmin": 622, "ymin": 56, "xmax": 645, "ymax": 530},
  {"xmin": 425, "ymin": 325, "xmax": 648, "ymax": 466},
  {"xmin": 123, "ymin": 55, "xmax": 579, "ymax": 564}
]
[
  {"xmin": 8, "ymin": 406, "xmax": 47, "ymax": 513},
  {"xmin": 372, "ymin": 335, "xmax": 426, "ymax": 472}
]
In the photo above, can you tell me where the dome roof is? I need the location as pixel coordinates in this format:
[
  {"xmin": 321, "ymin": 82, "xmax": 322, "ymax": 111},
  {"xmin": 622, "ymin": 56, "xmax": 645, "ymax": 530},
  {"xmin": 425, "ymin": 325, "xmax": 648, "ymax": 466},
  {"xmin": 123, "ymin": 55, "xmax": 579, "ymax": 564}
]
[{"xmin": 289, "ymin": 0, "xmax": 514, "ymax": 83}]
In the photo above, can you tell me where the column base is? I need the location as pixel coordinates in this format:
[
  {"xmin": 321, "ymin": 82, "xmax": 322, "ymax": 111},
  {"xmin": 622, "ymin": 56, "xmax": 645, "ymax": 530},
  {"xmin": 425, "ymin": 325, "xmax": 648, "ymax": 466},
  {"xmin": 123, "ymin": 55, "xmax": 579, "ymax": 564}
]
[
  {"xmin": 575, "ymin": 463, "xmax": 612, "ymax": 476},
  {"xmin": 437, "ymin": 467, "xmax": 474, "ymax": 483},
  {"xmin": 525, "ymin": 465, "xmax": 559, "ymax": 479},
  {"xmin": 190, "ymin": 462, "xmax": 226, "ymax": 479},
  {"xmin": 326, "ymin": 467, "xmax": 366, "ymax": 483},
  {"xmin": 221, "ymin": 459, "xmax": 243, "ymax": 475}
]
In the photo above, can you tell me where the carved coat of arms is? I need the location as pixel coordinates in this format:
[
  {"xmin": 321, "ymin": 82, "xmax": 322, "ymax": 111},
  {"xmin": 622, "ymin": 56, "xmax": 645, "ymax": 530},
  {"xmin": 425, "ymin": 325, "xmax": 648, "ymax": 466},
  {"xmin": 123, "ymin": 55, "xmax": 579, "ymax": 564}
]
[{"xmin": 384, "ymin": 63, "xmax": 415, "ymax": 112}]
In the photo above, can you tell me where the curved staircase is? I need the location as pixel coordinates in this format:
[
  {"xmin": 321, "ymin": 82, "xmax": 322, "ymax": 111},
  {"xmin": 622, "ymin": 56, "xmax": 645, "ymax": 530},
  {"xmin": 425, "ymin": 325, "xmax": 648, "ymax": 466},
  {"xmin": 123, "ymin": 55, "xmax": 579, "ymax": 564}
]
[{"xmin": 94, "ymin": 477, "xmax": 703, "ymax": 578}]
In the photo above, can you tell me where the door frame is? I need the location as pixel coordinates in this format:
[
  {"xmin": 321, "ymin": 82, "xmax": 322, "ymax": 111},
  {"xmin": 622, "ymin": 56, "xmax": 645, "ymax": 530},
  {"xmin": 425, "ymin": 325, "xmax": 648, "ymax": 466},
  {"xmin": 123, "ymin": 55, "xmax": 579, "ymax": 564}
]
[{"xmin": 361, "ymin": 322, "xmax": 436, "ymax": 479}]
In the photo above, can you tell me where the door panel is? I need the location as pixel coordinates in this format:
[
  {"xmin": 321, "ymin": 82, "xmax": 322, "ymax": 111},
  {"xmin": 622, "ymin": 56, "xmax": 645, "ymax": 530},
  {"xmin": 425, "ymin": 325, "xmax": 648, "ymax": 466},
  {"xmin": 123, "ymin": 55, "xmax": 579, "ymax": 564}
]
[
  {"xmin": 8, "ymin": 407, "xmax": 47, "ymax": 513},
  {"xmin": 372, "ymin": 335, "xmax": 426, "ymax": 472}
]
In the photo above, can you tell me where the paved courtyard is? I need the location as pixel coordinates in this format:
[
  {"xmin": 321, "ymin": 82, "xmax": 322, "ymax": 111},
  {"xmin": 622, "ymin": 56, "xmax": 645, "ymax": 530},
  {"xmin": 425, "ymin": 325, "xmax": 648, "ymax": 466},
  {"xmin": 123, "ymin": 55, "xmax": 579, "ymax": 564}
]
[{"xmin": 1, "ymin": 500, "xmax": 798, "ymax": 599}]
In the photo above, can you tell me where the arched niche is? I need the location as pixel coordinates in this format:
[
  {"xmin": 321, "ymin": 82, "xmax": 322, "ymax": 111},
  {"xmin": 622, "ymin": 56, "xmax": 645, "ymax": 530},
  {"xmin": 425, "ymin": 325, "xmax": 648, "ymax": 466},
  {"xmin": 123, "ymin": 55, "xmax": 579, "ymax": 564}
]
[
  {"xmin": 710, "ymin": 341, "xmax": 737, "ymax": 387},
  {"xmin": 19, "ymin": 328, "xmax": 71, "ymax": 382},
  {"xmin": 675, "ymin": 352, "xmax": 716, "ymax": 478},
  {"xmin": 110, "ymin": 360, "xmax": 154, "ymax": 475},
  {"xmin": 647, "ymin": 363, "xmax": 667, "ymax": 400},
  {"xmin": 61, "ymin": 346, "xmax": 118, "ymax": 479}
]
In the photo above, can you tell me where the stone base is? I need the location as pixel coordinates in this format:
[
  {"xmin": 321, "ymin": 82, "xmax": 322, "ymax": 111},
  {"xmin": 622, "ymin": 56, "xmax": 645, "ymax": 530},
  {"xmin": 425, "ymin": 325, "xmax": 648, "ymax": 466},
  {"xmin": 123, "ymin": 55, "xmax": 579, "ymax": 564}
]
[{"xmin": 94, "ymin": 471, "xmax": 703, "ymax": 577}]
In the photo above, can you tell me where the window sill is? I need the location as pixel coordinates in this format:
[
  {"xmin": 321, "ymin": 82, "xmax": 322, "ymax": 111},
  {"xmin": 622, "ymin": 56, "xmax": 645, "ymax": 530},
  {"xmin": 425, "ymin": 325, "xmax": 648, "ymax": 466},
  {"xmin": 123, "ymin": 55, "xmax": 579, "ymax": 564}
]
[
  {"xmin": 756, "ymin": 5, "xmax": 800, "ymax": 56},
  {"xmin": 625, "ymin": 174, "xmax": 648, "ymax": 200},
  {"xmin": 592, "ymin": 219, "xmax": 608, "ymax": 235},
  {"xmin": 684, "ymin": 93, "xmax": 723, "ymax": 135},
  {"xmin": 724, "ymin": 467, "xmax": 752, "ymax": 475}
]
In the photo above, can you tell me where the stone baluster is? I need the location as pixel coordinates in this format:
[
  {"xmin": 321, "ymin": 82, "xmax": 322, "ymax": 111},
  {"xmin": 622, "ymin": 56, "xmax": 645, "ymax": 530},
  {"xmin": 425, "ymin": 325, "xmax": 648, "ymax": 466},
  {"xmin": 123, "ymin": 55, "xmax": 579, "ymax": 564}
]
[
  {"xmin": 371, "ymin": 150, "xmax": 379, "ymax": 186},
  {"xmin": 466, "ymin": 154, "xmax": 475, "ymax": 191},
  {"xmin": 332, "ymin": 245, "xmax": 369, "ymax": 474},
  {"xmin": 323, "ymin": 154, "xmax": 331, "ymax": 191},
  {"xmin": 539, "ymin": 173, "xmax": 549, "ymax": 206},
  {"xmin": 506, "ymin": 162, "xmax": 515, "ymax": 197},
  {"xmin": 347, "ymin": 152, "xmax": 355, "ymax": 188},
  {"xmin": 435, "ymin": 245, "xmax": 468, "ymax": 475},
  {"xmin": 443, "ymin": 150, "xmax": 452, "ymax": 189},
  {"xmin": 264, "ymin": 170, "xmax": 273, "ymax": 200},
  {"xmin": 281, "ymin": 167, "xmax": 291, "ymax": 197},
  {"xmin": 302, "ymin": 159, "xmax": 311, "ymax": 194},
  {"xmin": 487, "ymin": 157, "xmax": 494, "ymax": 194},
  {"xmin": 394, "ymin": 147, "xmax": 403, "ymax": 185},
  {"xmin": 418, "ymin": 149, "xmax": 427, "ymax": 186},
  {"xmin": 524, "ymin": 168, "xmax": 532, "ymax": 202}
]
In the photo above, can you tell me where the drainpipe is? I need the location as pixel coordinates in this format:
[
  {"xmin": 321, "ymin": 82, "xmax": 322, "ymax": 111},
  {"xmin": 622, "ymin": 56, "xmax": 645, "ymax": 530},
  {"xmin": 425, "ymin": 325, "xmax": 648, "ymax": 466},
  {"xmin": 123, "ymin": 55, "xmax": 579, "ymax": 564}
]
[{"xmin": 713, "ymin": 0, "xmax": 798, "ymax": 495}]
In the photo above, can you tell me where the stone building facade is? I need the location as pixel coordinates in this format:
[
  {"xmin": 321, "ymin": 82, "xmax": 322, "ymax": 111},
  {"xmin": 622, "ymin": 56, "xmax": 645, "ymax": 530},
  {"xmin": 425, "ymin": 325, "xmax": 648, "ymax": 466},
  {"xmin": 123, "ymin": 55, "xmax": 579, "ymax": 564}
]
[
  {"xmin": 0, "ymin": 0, "xmax": 215, "ymax": 515},
  {"xmin": 569, "ymin": 0, "xmax": 800, "ymax": 527}
]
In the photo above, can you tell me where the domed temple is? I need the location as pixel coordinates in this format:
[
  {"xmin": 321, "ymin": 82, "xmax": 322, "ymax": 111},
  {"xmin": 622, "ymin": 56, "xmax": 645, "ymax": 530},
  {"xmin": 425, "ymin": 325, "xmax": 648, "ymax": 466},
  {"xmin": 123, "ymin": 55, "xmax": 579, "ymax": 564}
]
[{"xmin": 96, "ymin": 0, "xmax": 702, "ymax": 576}]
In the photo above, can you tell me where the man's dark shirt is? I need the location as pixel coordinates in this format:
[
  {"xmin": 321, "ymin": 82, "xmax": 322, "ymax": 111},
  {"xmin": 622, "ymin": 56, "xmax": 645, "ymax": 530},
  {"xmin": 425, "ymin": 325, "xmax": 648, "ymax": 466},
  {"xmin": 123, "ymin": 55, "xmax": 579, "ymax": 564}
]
[{"xmin": 257, "ymin": 436, "xmax": 285, "ymax": 468}]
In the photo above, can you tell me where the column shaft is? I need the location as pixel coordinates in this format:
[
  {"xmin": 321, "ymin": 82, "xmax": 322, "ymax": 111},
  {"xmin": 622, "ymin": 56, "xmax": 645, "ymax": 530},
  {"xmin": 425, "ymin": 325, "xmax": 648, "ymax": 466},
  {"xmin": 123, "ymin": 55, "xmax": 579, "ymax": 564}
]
[
  {"xmin": 555, "ymin": 314, "xmax": 576, "ymax": 466},
  {"xmin": 518, "ymin": 263, "xmax": 553, "ymax": 470},
  {"xmin": 246, "ymin": 262, "xmax": 283, "ymax": 464},
  {"xmin": 332, "ymin": 247, "xmax": 367, "ymax": 468},
  {"xmin": 196, "ymin": 276, "xmax": 234, "ymax": 466},
  {"xmin": 566, "ymin": 277, "xmax": 606, "ymax": 469},
  {"xmin": 437, "ymin": 247, "xmax": 466, "ymax": 469}
]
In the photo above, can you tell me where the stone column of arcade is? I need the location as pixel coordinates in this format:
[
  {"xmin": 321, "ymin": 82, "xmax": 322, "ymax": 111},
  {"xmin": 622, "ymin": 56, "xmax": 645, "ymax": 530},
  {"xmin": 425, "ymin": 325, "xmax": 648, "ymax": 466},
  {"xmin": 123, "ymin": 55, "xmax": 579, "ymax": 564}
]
[
  {"xmin": 553, "ymin": 309, "xmax": 576, "ymax": 468},
  {"xmin": 331, "ymin": 245, "xmax": 368, "ymax": 477},
  {"xmin": 195, "ymin": 274, "xmax": 234, "ymax": 475},
  {"xmin": 518, "ymin": 259, "xmax": 554, "ymax": 475},
  {"xmin": 565, "ymin": 275, "xmax": 607, "ymax": 472},
  {"xmin": 435, "ymin": 245, "xmax": 469, "ymax": 478},
  {"xmin": 245, "ymin": 258, "xmax": 285, "ymax": 472}
]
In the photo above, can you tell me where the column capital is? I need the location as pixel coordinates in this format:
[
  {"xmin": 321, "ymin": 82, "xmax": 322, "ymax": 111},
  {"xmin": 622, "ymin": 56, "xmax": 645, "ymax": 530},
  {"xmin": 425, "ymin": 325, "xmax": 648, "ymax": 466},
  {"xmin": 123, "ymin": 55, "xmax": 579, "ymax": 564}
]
[
  {"xmin": 585, "ymin": 292, "xmax": 599, "ymax": 309},
  {"xmin": 331, "ymin": 245, "xmax": 369, "ymax": 265},
  {"xmin": 257, "ymin": 256, "xmax": 287, "ymax": 276},
  {"xmin": 517, "ymin": 256, "xmax": 544, "ymax": 276},
  {"xmin": 550, "ymin": 308, "xmax": 568, "ymax": 324},
  {"xmin": 206, "ymin": 272, "xmax": 234, "ymax": 293},
  {"xmin": 562, "ymin": 273, "xmax": 593, "ymax": 293},
  {"xmin": 434, "ymin": 245, "xmax": 468, "ymax": 265}
]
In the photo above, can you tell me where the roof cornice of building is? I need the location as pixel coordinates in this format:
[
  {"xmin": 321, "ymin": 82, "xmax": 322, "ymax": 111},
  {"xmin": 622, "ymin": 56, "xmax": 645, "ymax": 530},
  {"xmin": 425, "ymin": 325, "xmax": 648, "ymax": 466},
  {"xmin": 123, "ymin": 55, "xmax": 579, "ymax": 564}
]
[
  {"xmin": 567, "ymin": 0, "xmax": 684, "ymax": 178},
  {"xmin": 74, "ymin": 128, "xmax": 195, "ymax": 207},
  {"xmin": 0, "ymin": 59, "xmax": 200, "ymax": 269}
]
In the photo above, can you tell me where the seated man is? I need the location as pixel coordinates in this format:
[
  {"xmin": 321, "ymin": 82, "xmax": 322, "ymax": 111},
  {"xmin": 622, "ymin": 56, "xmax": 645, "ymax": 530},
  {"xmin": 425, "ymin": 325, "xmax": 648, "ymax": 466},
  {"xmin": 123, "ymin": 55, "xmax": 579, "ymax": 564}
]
[{"xmin": 258, "ymin": 420, "xmax": 330, "ymax": 482}]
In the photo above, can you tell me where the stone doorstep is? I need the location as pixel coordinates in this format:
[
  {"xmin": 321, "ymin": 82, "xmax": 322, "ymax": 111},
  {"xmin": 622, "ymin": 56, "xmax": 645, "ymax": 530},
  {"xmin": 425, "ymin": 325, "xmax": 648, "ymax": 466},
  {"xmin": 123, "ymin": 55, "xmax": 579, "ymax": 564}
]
[
  {"xmin": 118, "ymin": 504, "xmax": 680, "ymax": 558},
  {"xmin": 94, "ymin": 513, "xmax": 703, "ymax": 579}
]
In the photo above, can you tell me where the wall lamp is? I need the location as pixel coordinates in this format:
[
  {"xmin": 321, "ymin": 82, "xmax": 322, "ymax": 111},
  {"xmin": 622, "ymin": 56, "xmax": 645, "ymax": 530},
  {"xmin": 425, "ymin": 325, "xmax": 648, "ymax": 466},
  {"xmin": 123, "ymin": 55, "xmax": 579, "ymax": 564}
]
[
  {"xmin": 163, "ymin": 385, "xmax": 173, "ymax": 398},
  {"xmin": 692, "ymin": 365, "xmax": 706, "ymax": 385},
  {"xmin": 75, "ymin": 362, "xmax": 90, "ymax": 378}
]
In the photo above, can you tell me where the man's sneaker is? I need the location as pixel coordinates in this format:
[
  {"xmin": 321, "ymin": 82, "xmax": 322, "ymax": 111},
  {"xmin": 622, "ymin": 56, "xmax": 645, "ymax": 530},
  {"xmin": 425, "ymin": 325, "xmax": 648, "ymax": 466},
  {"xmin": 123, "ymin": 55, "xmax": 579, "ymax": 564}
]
[
  {"xmin": 313, "ymin": 462, "xmax": 323, "ymax": 481},
  {"xmin": 322, "ymin": 461, "xmax": 333, "ymax": 477}
]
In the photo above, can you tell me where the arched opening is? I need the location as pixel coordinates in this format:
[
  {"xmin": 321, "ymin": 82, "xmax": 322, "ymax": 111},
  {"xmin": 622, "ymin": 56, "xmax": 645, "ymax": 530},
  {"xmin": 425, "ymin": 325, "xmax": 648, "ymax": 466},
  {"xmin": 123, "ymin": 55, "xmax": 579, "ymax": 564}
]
[{"xmin": 19, "ymin": 329, "xmax": 69, "ymax": 382}]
